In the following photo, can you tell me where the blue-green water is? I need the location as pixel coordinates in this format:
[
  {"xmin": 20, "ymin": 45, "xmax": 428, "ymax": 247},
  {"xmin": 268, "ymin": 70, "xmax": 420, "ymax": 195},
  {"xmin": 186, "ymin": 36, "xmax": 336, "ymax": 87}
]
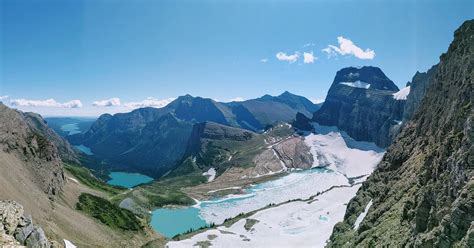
[
  {"xmin": 107, "ymin": 172, "xmax": 154, "ymax": 188},
  {"xmin": 74, "ymin": 145, "xmax": 93, "ymax": 155},
  {"xmin": 60, "ymin": 123, "xmax": 81, "ymax": 135},
  {"xmin": 151, "ymin": 208, "xmax": 207, "ymax": 238}
]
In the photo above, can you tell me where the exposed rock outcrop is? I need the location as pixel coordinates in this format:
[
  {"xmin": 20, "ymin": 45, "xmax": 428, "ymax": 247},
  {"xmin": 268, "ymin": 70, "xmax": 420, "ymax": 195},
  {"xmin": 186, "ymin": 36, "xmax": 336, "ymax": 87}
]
[
  {"xmin": 0, "ymin": 200, "xmax": 53, "ymax": 248},
  {"xmin": 0, "ymin": 104, "xmax": 65, "ymax": 199},
  {"xmin": 313, "ymin": 66, "xmax": 405, "ymax": 147},
  {"xmin": 328, "ymin": 19, "xmax": 473, "ymax": 247},
  {"xmin": 23, "ymin": 112, "xmax": 79, "ymax": 164},
  {"xmin": 403, "ymin": 64, "xmax": 438, "ymax": 121}
]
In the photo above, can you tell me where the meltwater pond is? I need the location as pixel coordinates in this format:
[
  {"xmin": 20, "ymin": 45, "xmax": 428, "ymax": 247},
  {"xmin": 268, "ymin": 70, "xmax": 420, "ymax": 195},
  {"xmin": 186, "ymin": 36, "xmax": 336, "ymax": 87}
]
[
  {"xmin": 151, "ymin": 168, "xmax": 349, "ymax": 238},
  {"xmin": 107, "ymin": 172, "xmax": 154, "ymax": 188}
]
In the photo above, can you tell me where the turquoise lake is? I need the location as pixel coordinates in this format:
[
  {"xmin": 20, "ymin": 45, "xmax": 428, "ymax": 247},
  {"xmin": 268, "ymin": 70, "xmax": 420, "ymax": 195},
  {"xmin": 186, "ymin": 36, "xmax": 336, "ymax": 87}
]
[
  {"xmin": 74, "ymin": 145, "xmax": 94, "ymax": 155},
  {"xmin": 107, "ymin": 172, "xmax": 154, "ymax": 188},
  {"xmin": 60, "ymin": 123, "xmax": 81, "ymax": 135},
  {"xmin": 151, "ymin": 208, "xmax": 207, "ymax": 238}
]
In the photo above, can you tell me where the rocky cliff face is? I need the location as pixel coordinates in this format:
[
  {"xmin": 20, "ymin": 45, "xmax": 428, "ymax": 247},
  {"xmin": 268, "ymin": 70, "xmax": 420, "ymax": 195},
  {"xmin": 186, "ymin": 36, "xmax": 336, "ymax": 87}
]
[
  {"xmin": 23, "ymin": 112, "xmax": 79, "ymax": 164},
  {"xmin": 313, "ymin": 66, "xmax": 405, "ymax": 148},
  {"xmin": 0, "ymin": 104, "xmax": 65, "ymax": 199},
  {"xmin": 403, "ymin": 64, "xmax": 438, "ymax": 121},
  {"xmin": 0, "ymin": 200, "xmax": 56, "ymax": 248},
  {"xmin": 328, "ymin": 20, "xmax": 473, "ymax": 247}
]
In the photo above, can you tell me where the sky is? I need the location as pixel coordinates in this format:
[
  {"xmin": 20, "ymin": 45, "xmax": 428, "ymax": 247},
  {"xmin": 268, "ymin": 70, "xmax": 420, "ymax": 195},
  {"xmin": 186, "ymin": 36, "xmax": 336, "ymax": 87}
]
[{"xmin": 0, "ymin": 0, "xmax": 472, "ymax": 117}]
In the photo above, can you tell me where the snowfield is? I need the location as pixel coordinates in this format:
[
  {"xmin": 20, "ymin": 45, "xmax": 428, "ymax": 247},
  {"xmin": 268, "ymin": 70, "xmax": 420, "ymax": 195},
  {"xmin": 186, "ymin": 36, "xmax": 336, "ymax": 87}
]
[
  {"xmin": 167, "ymin": 186, "xmax": 361, "ymax": 248},
  {"xmin": 166, "ymin": 124, "xmax": 384, "ymax": 247},
  {"xmin": 340, "ymin": 80, "xmax": 371, "ymax": 89},
  {"xmin": 393, "ymin": 86, "xmax": 410, "ymax": 100},
  {"xmin": 305, "ymin": 123, "xmax": 384, "ymax": 178}
]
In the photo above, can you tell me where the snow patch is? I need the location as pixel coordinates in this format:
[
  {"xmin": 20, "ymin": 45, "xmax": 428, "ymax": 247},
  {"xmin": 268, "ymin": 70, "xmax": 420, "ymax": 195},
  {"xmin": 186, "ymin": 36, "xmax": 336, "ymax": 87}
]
[
  {"xmin": 67, "ymin": 177, "xmax": 79, "ymax": 184},
  {"xmin": 354, "ymin": 200, "xmax": 373, "ymax": 230},
  {"xmin": 393, "ymin": 86, "xmax": 410, "ymax": 100},
  {"xmin": 202, "ymin": 168, "xmax": 216, "ymax": 182},
  {"xmin": 64, "ymin": 240, "xmax": 77, "ymax": 248},
  {"xmin": 340, "ymin": 80, "xmax": 371, "ymax": 89}
]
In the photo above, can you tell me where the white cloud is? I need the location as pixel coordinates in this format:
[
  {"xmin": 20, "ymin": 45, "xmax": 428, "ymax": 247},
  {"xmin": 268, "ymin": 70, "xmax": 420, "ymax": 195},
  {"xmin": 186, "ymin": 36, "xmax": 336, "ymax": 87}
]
[
  {"xmin": 10, "ymin": 98, "xmax": 82, "ymax": 108},
  {"xmin": 303, "ymin": 43, "xmax": 316, "ymax": 47},
  {"xmin": 229, "ymin": 97, "xmax": 245, "ymax": 102},
  {"xmin": 309, "ymin": 98, "xmax": 325, "ymax": 104},
  {"xmin": 276, "ymin": 52, "xmax": 300, "ymax": 64},
  {"xmin": 92, "ymin": 98, "xmax": 121, "ymax": 107},
  {"xmin": 124, "ymin": 97, "xmax": 174, "ymax": 109},
  {"xmin": 260, "ymin": 58, "xmax": 268, "ymax": 63},
  {"xmin": 303, "ymin": 51, "xmax": 317, "ymax": 64},
  {"xmin": 323, "ymin": 36, "xmax": 375, "ymax": 60},
  {"xmin": 0, "ymin": 95, "xmax": 9, "ymax": 100}
]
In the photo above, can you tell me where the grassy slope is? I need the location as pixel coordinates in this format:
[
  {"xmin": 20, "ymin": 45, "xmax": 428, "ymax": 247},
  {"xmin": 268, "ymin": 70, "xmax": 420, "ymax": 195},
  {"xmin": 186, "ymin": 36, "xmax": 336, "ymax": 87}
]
[
  {"xmin": 76, "ymin": 193, "xmax": 143, "ymax": 231},
  {"xmin": 64, "ymin": 163, "xmax": 126, "ymax": 195}
]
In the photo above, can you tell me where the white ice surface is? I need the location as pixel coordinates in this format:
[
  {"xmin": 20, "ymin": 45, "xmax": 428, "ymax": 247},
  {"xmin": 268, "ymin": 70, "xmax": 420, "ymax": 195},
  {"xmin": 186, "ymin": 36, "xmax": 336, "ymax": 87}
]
[
  {"xmin": 167, "ymin": 186, "xmax": 361, "ymax": 248},
  {"xmin": 393, "ymin": 86, "xmax": 410, "ymax": 100},
  {"xmin": 305, "ymin": 123, "xmax": 384, "ymax": 178},
  {"xmin": 354, "ymin": 199, "xmax": 373, "ymax": 230},
  {"xmin": 340, "ymin": 80, "xmax": 371, "ymax": 89}
]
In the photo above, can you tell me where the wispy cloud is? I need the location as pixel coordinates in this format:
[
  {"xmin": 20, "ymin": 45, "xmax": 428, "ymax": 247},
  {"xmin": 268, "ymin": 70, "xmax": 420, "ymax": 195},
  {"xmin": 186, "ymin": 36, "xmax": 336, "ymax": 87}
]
[
  {"xmin": 303, "ymin": 42, "xmax": 316, "ymax": 47},
  {"xmin": 124, "ymin": 97, "xmax": 174, "ymax": 109},
  {"xmin": 10, "ymin": 98, "xmax": 83, "ymax": 108},
  {"xmin": 260, "ymin": 58, "xmax": 268, "ymax": 63},
  {"xmin": 92, "ymin": 98, "xmax": 121, "ymax": 107},
  {"xmin": 228, "ymin": 97, "xmax": 245, "ymax": 102},
  {"xmin": 303, "ymin": 51, "xmax": 317, "ymax": 64},
  {"xmin": 0, "ymin": 95, "xmax": 9, "ymax": 100},
  {"xmin": 276, "ymin": 52, "xmax": 300, "ymax": 64},
  {"xmin": 323, "ymin": 36, "xmax": 375, "ymax": 60}
]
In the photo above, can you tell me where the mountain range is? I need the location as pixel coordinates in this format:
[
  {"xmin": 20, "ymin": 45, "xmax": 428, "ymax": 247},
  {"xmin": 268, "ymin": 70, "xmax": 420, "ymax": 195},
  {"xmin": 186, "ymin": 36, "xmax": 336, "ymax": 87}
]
[
  {"xmin": 69, "ymin": 91, "xmax": 321, "ymax": 177},
  {"xmin": 0, "ymin": 19, "xmax": 472, "ymax": 248}
]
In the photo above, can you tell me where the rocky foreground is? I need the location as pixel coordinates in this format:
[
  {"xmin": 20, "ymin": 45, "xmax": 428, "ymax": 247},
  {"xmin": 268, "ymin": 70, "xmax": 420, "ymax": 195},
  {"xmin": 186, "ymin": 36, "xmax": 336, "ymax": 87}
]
[{"xmin": 0, "ymin": 200, "xmax": 58, "ymax": 248}]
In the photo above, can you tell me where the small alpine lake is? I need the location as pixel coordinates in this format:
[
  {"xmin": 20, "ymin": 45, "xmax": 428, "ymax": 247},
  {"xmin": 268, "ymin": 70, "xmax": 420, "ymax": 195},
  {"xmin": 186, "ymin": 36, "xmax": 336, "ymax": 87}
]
[
  {"xmin": 151, "ymin": 208, "xmax": 207, "ymax": 238},
  {"xmin": 107, "ymin": 171, "xmax": 154, "ymax": 188}
]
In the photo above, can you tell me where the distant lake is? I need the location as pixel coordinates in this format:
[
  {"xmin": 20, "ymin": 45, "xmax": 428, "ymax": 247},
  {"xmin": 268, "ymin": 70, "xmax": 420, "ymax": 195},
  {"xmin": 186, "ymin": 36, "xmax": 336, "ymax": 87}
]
[
  {"xmin": 107, "ymin": 172, "xmax": 154, "ymax": 188},
  {"xmin": 60, "ymin": 123, "xmax": 81, "ymax": 135},
  {"xmin": 151, "ymin": 208, "xmax": 207, "ymax": 238},
  {"xmin": 74, "ymin": 145, "xmax": 93, "ymax": 155}
]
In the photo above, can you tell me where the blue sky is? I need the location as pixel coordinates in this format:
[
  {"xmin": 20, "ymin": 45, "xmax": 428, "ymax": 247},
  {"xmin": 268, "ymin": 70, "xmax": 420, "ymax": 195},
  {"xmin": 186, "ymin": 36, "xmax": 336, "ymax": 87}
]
[{"xmin": 0, "ymin": 0, "xmax": 472, "ymax": 116}]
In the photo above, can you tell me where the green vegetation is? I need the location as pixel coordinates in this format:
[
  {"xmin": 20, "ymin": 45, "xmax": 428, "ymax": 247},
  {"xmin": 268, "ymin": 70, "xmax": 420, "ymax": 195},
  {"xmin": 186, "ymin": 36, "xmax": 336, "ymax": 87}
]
[
  {"xmin": 114, "ymin": 158, "xmax": 206, "ymax": 210},
  {"xmin": 64, "ymin": 163, "xmax": 126, "ymax": 195},
  {"xmin": 76, "ymin": 193, "xmax": 143, "ymax": 231},
  {"xmin": 244, "ymin": 218, "xmax": 259, "ymax": 231}
]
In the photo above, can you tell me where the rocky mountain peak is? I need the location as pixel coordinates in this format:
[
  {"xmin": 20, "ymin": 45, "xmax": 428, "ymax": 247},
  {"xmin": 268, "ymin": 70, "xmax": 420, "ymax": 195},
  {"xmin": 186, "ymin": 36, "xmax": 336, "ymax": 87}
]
[{"xmin": 332, "ymin": 66, "xmax": 399, "ymax": 91}]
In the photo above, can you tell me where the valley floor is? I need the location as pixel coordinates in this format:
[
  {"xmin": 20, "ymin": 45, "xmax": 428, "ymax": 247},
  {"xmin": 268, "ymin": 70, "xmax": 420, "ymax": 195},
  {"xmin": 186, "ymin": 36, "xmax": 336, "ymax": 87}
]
[{"xmin": 165, "ymin": 124, "xmax": 385, "ymax": 247}]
